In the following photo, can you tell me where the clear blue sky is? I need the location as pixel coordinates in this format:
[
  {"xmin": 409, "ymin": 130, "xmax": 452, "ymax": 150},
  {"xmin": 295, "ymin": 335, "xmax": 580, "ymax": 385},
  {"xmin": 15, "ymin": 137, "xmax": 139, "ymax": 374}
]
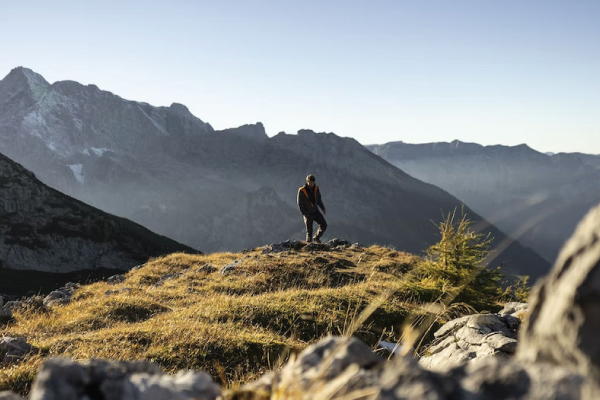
[{"xmin": 2, "ymin": 0, "xmax": 599, "ymax": 154}]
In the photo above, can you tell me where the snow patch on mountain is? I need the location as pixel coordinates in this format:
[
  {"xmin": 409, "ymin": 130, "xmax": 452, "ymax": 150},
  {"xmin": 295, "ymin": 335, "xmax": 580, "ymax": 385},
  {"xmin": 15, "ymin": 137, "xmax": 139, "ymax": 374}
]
[
  {"xmin": 90, "ymin": 147, "xmax": 110, "ymax": 157},
  {"xmin": 68, "ymin": 164, "xmax": 85, "ymax": 184},
  {"xmin": 23, "ymin": 111, "xmax": 45, "ymax": 137}
]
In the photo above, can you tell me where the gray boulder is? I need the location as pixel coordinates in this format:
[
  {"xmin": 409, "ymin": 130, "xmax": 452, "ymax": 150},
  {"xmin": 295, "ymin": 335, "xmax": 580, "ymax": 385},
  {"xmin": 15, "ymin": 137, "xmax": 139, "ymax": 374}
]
[
  {"xmin": 28, "ymin": 358, "xmax": 221, "ymax": 400},
  {"xmin": 43, "ymin": 291, "xmax": 71, "ymax": 307},
  {"xmin": 43, "ymin": 283, "xmax": 80, "ymax": 307},
  {"xmin": 419, "ymin": 313, "xmax": 520, "ymax": 372},
  {"xmin": 325, "ymin": 238, "xmax": 351, "ymax": 249},
  {"xmin": 0, "ymin": 306, "xmax": 12, "ymax": 323},
  {"xmin": 3, "ymin": 301, "xmax": 24, "ymax": 311},
  {"xmin": 261, "ymin": 240, "xmax": 304, "ymax": 254},
  {"xmin": 107, "ymin": 274, "xmax": 126, "ymax": 285},
  {"xmin": 451, "ymin": 358, "xmax": 600, "ymax": 400},
  {"xmin": 235, "ymin": 336, "xmax": 385, "ymax": 399},
  {"xmin": 518, "ymin": 202, "xmax": 600, "ymax": 382},
  {"xmin": 234, "ymin": 335, "xmax": 599, "ymax": 400},
  {"xmin": 220, "ymin": 259, "xmax": 244, "ymax": 275},
  {"xmin": 499, "ymin": 302, "xmax": 529, "ymax": 318},
  {"xmin": 198, "ymin": 263, "xmax": 217, "ymax": 273},
  {"xmin": 152, "ymin": 273, "xmax": 182, "ymax": 288},
  {"xmin": 0, "ymin": 337, "xmax": 38, "ymax": 364}
]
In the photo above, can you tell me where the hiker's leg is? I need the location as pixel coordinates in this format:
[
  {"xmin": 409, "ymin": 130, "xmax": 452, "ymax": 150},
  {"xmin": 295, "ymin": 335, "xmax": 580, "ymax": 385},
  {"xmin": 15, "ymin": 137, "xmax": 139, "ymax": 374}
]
[
  {"xmin": 303, "ymin": 215, "xmax": 314, "ymax": 242},
  {"xmin": 313, "ymin": 212, "xmax": 327, "ymax": 241}
]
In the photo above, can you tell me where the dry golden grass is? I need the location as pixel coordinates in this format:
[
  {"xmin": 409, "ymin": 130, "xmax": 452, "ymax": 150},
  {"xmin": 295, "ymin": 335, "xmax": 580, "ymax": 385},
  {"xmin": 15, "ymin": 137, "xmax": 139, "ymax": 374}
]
[{"xmin": 0, "ymin": 245, "xmax": 420, "ymax": 396}]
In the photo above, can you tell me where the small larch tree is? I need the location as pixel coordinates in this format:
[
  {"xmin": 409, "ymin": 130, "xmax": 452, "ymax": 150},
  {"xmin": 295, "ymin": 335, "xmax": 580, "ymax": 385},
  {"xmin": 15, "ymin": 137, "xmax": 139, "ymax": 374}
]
[{"xmin": 410, "ymin": 207, "xmax": 505, "ymax": 311}]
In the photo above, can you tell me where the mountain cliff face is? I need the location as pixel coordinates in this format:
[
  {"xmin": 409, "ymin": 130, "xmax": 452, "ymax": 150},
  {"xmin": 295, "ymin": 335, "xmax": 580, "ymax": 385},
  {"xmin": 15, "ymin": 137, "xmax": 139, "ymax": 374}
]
[
  {"xmin": 0, "ymin": 67, "xmax": 550, "ymax": 280},
  {"xmin": 0, "ymin": 151, "xmax": 197, "ymax": 273},
  {"xmin": 368, "ymin": 140, "xmax": 600, "ymax": 263}
]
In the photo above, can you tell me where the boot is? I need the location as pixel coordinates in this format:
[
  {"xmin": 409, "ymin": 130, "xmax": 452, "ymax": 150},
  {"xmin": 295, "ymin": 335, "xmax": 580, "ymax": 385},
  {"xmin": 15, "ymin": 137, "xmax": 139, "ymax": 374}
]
[{"xmin": 314, "ymin": 228, "xmax": 324, "ymax": 244}]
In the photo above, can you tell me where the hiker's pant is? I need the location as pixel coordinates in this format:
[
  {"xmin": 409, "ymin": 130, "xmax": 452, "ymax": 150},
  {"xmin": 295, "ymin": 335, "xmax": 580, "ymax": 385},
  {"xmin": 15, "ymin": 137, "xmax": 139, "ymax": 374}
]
[{"xmin": 303, "ymin": 212, "xmax": 327, "ymax": 241}]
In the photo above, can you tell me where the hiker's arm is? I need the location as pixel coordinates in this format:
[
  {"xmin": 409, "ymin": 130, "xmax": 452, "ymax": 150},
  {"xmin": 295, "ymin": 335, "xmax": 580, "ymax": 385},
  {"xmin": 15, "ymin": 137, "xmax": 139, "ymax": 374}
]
[
  {"xmin": 317, "ymin": 189, "xmax": 326, "ymax": 214},
  {"xmin": 297, "ymin": 190, "xmax": 307, "ymax": 215}
]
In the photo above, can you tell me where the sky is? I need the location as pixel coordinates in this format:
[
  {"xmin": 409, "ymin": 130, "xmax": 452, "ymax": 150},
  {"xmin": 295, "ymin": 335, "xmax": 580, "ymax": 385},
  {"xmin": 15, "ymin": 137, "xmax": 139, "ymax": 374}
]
[{"xmin": 2, "ymin": 0, "xmax": 599, "ymax": 154}]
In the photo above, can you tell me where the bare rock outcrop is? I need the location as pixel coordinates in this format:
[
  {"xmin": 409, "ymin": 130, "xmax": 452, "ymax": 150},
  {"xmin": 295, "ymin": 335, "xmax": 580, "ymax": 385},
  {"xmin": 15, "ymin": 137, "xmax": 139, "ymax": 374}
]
[
  {"xmin": 0, "ymin": 306, "xmax": 12, "ymax": 324},
  {"xmin": 233, "ymin": 335, "xmax": 600, "ymax": 400},
  {"xmin": 234, "ymin": 337, "xmax": 386, "ymax": 399},
  {"xmin": 0, "ymin": 337, "xmax": 38, "ymax": 364},
  {"xmin": 42, "ymin": 283, "xmax": 79, "ymax": 307},
  {"xmin": 518, "ymin": 202, "xmax": 600, "ymax": 381},
  {"xmin": 260, "ymin": 238, "xmax": 354, "ymax": 255},
  {"xmin": 419, "ymin": 313, "xmax": 520, "ymax": 372},
  {"xmin": 23, "ymin": 358, "xmax": 221, "ymax": 400}
]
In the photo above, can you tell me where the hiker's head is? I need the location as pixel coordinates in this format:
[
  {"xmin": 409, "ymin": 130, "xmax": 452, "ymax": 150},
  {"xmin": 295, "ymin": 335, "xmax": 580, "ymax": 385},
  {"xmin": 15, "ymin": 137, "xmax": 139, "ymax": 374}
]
[{"xmin": 306, "ymin": 174, "xmax": 316, "ymax": 187}]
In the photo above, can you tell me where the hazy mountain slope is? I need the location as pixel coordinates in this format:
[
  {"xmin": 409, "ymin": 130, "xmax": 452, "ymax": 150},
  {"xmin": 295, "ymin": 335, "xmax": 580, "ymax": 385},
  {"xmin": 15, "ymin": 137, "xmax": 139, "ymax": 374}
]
[
  {"xmin": 368, "ymin": 140, "xmax": 600, "ymax": 263},
  {"xmin": 0, "ymin": 151, "xmax": 197, "ymax": 273},
  {"xmin": 0, "ymin": 67, "xmax": 550, "ymax": 280}
]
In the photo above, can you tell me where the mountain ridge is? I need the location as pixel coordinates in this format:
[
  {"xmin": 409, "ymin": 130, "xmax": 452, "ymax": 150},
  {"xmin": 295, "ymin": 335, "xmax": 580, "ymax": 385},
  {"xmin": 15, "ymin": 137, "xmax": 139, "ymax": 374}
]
[
  {"xmin": 0, "ymin": 150, "xmax": 198, "ymax": 276},
  {"xmin": 0, "ymin": 67, "xmax": 550, "ymax": 280},
  {"xmin": 368, "ymin": 140, "xmax": 600, "ymax": 263}
]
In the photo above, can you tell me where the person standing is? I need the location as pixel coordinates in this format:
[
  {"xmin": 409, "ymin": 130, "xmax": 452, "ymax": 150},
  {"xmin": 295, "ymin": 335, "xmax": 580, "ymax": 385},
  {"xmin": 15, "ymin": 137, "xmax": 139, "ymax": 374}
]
[{"xmin": 297, "ymin": 174, "xmax": 327, "ymax": 243}]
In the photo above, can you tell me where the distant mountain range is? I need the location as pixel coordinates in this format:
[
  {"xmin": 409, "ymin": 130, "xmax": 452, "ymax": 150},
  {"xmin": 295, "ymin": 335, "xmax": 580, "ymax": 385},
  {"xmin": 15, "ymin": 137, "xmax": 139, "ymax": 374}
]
[
  {"xmin": 368, "ymin": 140, "xmax": 600, "ymax": 264},
  {"xmin": 0, "ymin": 149, "xmax": 196, "ymax": 281},
  {"xmin": 0, "ymin": 67, "xmax": 550, "ymax": 280}
]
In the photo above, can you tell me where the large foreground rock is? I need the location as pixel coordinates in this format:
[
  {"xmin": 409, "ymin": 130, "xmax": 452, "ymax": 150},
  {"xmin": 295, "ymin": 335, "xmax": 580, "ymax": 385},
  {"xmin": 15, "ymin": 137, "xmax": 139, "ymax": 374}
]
[
  {"xmin": 419, "ymin": 313, "xmax": 520, "ymax": 372},
  {"xmin": 232, "ymin": 336, "xmax": 600, "ymax": 400},
  {"xmin": 518, "ymin": 202, "xmax": 600, "ymax": 380},
  {"xmin": 22, "ymin": 358, "xmax": 221, "ymax": 400},
  {"xmin": 0, "ymin": 337, "xmax": 38, "ymax": 364},
  {"xmin": 237, "ymin": 337, "xmax": 386, "ymax": 399},
  {"xmin": 0, "ymin": 306, "xmax": 12, "ymax": 323}
]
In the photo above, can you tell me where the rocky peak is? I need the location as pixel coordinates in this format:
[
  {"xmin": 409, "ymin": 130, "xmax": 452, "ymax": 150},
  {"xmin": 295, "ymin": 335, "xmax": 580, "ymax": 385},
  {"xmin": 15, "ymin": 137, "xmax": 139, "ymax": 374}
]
[
  {"xmin": 218, "ymin": 122, "xmax": 267, "ymax": 140},
  {"xmin": 297, "ymin": 128, "xmax": 318, "ymax": 137},
  {"xmin": 0, "ymin": 67, "xmax": 50, "ymax": 109},
  {"xmin": 2, "ymin": 67, "xmax": 49, "ymax": 89},
  {"xmin": 166, "ymin": 102, "xmax": 213, "ymax": 136},
  {"xmin": 169, "ymin": 102, "xmax": 191, "ymax": 114}
]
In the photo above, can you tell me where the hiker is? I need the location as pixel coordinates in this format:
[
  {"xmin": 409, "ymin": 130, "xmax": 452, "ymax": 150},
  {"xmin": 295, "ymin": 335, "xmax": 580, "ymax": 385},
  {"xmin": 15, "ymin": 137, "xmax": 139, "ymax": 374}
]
[{"xmin": 297, "ymin": 174, "xmax": 327, "ymax": 243}]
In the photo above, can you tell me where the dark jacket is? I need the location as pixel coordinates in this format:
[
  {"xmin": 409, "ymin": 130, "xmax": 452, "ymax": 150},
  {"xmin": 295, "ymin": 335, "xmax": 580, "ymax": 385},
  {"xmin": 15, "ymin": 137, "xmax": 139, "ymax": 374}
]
[{"xmin": 297, "ymin": 184, "xmax": 325, "ymax": 216}]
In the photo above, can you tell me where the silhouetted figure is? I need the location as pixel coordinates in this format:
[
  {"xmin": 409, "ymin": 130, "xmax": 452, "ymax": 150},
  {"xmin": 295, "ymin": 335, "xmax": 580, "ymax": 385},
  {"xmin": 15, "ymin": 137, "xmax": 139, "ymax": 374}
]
[{"xmin": 297, "ymin": 174, "xmax": 327, "ymax": 243}]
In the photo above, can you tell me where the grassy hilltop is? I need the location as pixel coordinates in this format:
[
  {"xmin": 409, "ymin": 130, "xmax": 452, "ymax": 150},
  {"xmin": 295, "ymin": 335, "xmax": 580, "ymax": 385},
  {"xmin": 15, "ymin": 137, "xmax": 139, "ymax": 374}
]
[{"xmin": 0, "ymin": 237, "xmax": 522, "ymax": 396}]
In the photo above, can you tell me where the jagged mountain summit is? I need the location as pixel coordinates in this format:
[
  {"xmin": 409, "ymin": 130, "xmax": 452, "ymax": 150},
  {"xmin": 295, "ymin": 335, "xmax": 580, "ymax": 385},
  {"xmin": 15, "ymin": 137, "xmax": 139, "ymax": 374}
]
[
  {"xmin": 0, "ymin": 151, "xmax": 197, "ymax": 275},
  {"xmin": 0, "ymin": 67, "xmax": 549, "ymax": 280},
  {"xmin": 368, "ymin": 140, "xmax": 600, "ymax": 263}
]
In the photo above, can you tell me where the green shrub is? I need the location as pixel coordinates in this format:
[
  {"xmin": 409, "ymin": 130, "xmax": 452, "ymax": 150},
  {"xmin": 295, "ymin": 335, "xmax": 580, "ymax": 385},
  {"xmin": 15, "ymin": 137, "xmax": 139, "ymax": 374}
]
[{"xmin": 408, "ymin": 208, "xmax": 504, "ymax": 311}]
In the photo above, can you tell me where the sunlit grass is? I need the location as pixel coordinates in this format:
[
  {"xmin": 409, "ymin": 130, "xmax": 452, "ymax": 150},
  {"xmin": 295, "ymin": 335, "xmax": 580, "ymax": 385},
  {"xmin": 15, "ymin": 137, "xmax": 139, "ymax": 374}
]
[
  {"xmin": 0, "ymin": 245, "xmax": 420, "ymax": 395},
  {"xmin": 1, "ymin": 238, "xmax": 522, "ymax": 397}
]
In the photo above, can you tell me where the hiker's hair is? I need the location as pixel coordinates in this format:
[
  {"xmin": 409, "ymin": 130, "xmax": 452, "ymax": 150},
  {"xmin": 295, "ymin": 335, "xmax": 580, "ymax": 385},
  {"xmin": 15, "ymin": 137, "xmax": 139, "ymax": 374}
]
[{"xmin": 306, "ymin": 174, "xmax": 316, "ymax": 182}]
